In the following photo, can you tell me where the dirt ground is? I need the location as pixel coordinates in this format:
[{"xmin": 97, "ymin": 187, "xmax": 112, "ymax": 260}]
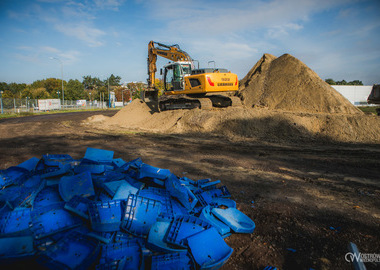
[{"xmin": 0, "ymin": 110, "xmax": 379, "ymax": 270}]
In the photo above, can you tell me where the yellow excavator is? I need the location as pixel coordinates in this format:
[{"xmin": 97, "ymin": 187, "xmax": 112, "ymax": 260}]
[{"xmin": 142, "ymin": 41, "xmax": 241, "ymax": 111}]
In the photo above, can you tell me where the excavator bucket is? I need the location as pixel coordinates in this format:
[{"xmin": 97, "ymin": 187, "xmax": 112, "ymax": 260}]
[{"xmin": 141, "ymin": 89, "xmax": 159, "ymax": 112}]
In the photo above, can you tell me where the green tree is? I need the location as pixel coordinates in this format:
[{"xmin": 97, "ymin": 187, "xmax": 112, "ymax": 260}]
[
  {"xmin": 65, "ymin": 79, "xmax": 85, "ymax": 100},
  {"xmin": 1, "ymin": 90, "xmax": 13, "ymax": 98},
  {"xmin": 106, "ymin": 74, "xmax": 121, "ymax": 86},
  {"xmin": 336, "ymin": 80, "xmax": 347, "ymax": 85},
  {"xmin": 325, "ymin": 79, "xmax": 364, "ymax": 85},
  {"xmin": 348, "ymin": 80, "xmax": 363, "ymax": 85},
  {"xmin": 44, "ymin": 78, "xmax": 62, "ymax": 95},
  {"xmin": 21, "ymin": 86, "xmax": 50, "ymax": 99},
  {"xmin": 8, "ymin": 82, "xmax": 26, "ymax": 97},
  {"xmin": 82, "ymin": 76, "xmax": 104, "ymax": 90},
  {"xmin": 325, "ymin": 78, "xmax": 335, "ymax": 85},
  {"xmin": 0, "ymin": 82, "xmax": 8, "ymax": 92},
  {"xmin": 30, "ymin": 80, "xmax": 45, "ymax": 89}
]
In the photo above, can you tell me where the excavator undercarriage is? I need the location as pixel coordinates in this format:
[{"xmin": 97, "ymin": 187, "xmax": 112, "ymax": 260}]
[{"xmin": 158, "ymin": 94, "xmax": 242, "ymax": 111}]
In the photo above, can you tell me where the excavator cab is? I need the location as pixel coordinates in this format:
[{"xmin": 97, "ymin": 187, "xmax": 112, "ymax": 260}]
[{"xmin": 163, "ymin": 62, "xmax": 192, "ymax": 92}]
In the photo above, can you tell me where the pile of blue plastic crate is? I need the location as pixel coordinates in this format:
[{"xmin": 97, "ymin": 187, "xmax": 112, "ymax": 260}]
[{"xmin": 0, "ymin": 147, "xmax": 255, "ymax": 269}]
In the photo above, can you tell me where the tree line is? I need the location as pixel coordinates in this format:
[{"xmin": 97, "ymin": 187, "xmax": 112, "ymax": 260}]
[
  {"xmin": 325, "ymin": 79, "xmax": 363, "ymax": 85},
  {"xmin": 0, "ymin": 74, "xmax": 148, "ymax": 102}
]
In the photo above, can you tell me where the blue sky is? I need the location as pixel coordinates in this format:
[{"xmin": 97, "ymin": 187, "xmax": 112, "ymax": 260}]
[{"xmin": 0, "ymin": 0, "xmax": 379, "ymax": 85}]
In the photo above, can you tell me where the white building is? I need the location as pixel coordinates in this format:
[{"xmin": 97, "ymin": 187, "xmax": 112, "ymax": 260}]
[{"xmin": 331, "ymin": 85, "xmax": 373, "ymax": 106}]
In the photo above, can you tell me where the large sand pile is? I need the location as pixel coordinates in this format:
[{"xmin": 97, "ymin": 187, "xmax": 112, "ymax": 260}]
[
  {"xmin": 238, "ymin": 54, "xmax": 362, "ymax": 114},
  {"xmin": 88, "ymin": 99, "xmax": 380, "ymax": 143},
  {"xmin": 86, "ymin": 53, "xmax": 380, "ymax": 143}
]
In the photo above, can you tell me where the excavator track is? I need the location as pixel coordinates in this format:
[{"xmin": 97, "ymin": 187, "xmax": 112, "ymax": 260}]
[{"xmin": 158, "ymin": 94, "xmax": 241, "ymax": 111}]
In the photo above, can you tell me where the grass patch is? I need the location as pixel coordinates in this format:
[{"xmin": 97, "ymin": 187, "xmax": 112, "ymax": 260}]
[
  {"xmin": 358, "ymin": 106, "xmax": 380, "ymax": 115},
  {"xmin": 0, "ymin": 108, "xmax": 120, "ymax": 119}
]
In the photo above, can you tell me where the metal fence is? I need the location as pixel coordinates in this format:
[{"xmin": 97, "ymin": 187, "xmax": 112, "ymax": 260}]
[{"xmin": 0, "ymin": 98, "xmax": 108, "ymax": 114}]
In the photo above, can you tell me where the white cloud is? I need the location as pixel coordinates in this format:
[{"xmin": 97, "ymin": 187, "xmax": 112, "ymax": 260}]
[
  {"xmin": 147, "ymin": 0, "xmax": 353, "ymax": 36},
  {"xmin": 41, "ymin": 46, "xmax": 61, "ymax": 54},
  {"xmin": 14, "ymin": 46, "xmax": 81, "ymax": 65},
  {"xmin": 191, "ymin": 39, "xmax": 258, "ymax": 60},
  {"xmin": 267, "ymin": 23, "xmax": 303, "ymax": 39},
  {"xmin": 58, "ymin": 50, "xmax": 81, "ymax": 64},
  {"xmin": 55, "ymin": 23, "xmax": 105, "ymax": 47},
  {"xmin": 16, "ymin": 46, "xmax": 34, "ymax": 51},
  {"xmin": 93, "ymin": 0, "xmax": 125, "ymax": 11}
]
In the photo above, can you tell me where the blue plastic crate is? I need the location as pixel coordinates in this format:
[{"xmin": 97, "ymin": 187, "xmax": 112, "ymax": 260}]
[
  {"xmin": 42, "ymin": 154, "xmax": 74, "ymax": 167},
  {"xmin": 17, "ymin": 157, "xmax": 40, "ymax": 172},
  {"xmin": 0, "ymin": 166, "xmax": 30, "ymax": 189},
  {"xmin": 97, "ymin": 239, "xmax": 141, "ymax": 270},
  {"xmin": 114, "ymin": 231, "xmax": 141, "ymax": 243},
  {"xmin": 84, "ymin": 148, "xmax": 114, "ymax": 163},
  {"xmin": 88, "ymin": 200, "xmax": 124, "ymax": 232},
  {"xmin": 187, "ymin": 227, "xmax": 233, "ymax": 270},
  {"xmin": 147, "ymin": 220, "xmax": 187, "ymax": 253},
  {"xmin": 0, "ymin": 208, "xmax": 32, "ymax": 235},
  {"xmin": 211, "ymin": 207, "xmax": 255, "ymax": 234},
  {"xmin": 151, "ymin": 252, "xmax": 193, "ymax": 270},
  {"xmin": 31, "ymin": 202, "xmax": 82, "ymax": 239},
  {"xmin": 199, "ymin": 206, "xmax": 231, "ymax": 237},
  {"xmin": 121, "ymin": 194, "xmax": 161, "ymax": 237},
  {"xmin": 211, "ymin": 197, "xmax": 236, "ymax": 208},
  {"xmin": 33, "ymin": 186, "xmax": 63, "ymax": 209},
  {"xmin": 102, "ymin": 180, "xmax": 125, "ymax": 197},
  {"xmin": 113, "ymin": 181, "xmax": 139, "ymax": 200},
  {"xmin": 165, "ymin": 215, "xmax": 212, "ymax": 248},
  {"xmin": 0, "ymin": 181, "xmax": 45, "ymax": 210},
  {"xmin": 139, "ymin": 163, "xmax": 171, "ymax": 180},
  {"xmin": 112, "ymin": 158, "xmax": 126, "ymax": 168},
  {"xmin": 64, "ymin": 195, "xmax": 92, "ymax": 219},
  {"xmin": 87, "ymin": 231, "xmax": 115, "ymax": 244},
  {"xmin": 165, "ymin": 174, "xmax": 198, "ymax": 210},
  {"xmin": 196, "ymin": 179, "xmax": 211, "ymax": 187},
  {"xmin": 194, "ymin": 190, "xmax": 214, "ymax": 206},
  {"xmin": 0, "ymin": 235, "xmax": 35, "ymax": 259},
  {"xmin": 41, "ymin": 163, "xmax": 72, "ymax": 179},
  {"xmin": 59, "ymin": 170, "xmax": 95, "ymax": 202},
  {"xmin": 74, "ymin": 161, "xmax": 107, "ymax": 175},
  {"xmin": 198, "ymin": 180, "xmax": 221, "ymax": 190},
  {"xmin": 138, "ymin": 188, "xmax": 174, "ymax": 217},
  {"xmin": 37, "ymin": 231, "xmax": 100, "ymax": 270},
  {"xmin": 205, "ymin": 185, "xmax": 231, "ymax": 198}
]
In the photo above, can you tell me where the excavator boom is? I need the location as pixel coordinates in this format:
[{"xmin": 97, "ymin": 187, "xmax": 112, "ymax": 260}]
[{"xmin": 147, "ymin": 41, "xmax": 192, "ymax": 89}]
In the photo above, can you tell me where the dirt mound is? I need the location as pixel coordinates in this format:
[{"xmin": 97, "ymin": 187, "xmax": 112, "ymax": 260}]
[
  {"xmin": 107, "ymin": 99, "xmax": 187, "ymax": 132},
  {"xmin": 107, "ymin": 99, "xmax": 152, "ymax": 127},
  {"xmin": 88, "ymin": 102, "xmax": 380, "ymax": 143},
  {"xmin": 85, "ymin": 115, "xmax": 110, "ymax": 123},
  {"xmin": 238, "ymin": 54, "xmax": 362, "ymax": 114}
]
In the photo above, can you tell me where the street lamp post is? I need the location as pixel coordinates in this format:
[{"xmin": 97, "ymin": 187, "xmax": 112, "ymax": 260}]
[
  {"xmin": 50, "ymin": 57, "xmax": 64, "ymax": 107},
  {"xmin": 107, "ymin": 77, "xmax": 110, "ymax": 108},
  {"xmin": 0, "ymin": 91, "xmax": 3, "ymax": 114}
]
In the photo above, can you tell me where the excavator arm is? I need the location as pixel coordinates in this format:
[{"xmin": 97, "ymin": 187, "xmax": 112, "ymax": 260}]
[
  {"xmin": 147, "ymin": 41, "xmax": 192, "ymax": 89},
  {"xmin": 143, "ymin": 41, "xmax": 193, "ymax": 110}
]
